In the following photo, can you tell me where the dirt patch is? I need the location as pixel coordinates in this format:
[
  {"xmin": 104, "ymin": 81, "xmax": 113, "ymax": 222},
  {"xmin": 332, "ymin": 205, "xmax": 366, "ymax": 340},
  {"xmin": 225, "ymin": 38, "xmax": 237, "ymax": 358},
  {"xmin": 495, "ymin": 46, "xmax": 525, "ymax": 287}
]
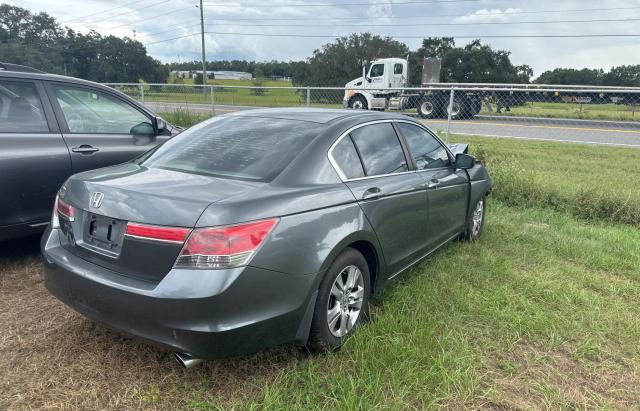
[
  {"xmin": 0, "ymin": 237, "xmax": 302, "ymax": 410},
  {"xmin": 475, "ymin": 341, "xmax": 640, "ymax": 410}
]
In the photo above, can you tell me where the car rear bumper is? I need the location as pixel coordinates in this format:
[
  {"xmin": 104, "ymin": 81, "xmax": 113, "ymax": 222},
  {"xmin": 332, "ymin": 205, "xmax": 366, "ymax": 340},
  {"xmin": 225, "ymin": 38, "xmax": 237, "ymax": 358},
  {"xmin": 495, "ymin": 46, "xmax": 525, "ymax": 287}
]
[{"xmin": 41, "ymin": 228, "xmax": 318, "ymax": 359}]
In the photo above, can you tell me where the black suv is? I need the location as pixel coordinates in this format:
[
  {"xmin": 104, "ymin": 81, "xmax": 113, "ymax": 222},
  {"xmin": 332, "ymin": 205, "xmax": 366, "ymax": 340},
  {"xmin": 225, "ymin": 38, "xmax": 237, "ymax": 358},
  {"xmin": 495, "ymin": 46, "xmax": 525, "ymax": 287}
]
[{"xmin": 0, "ymin": 63, "xmax": 180, "ymax": 241}]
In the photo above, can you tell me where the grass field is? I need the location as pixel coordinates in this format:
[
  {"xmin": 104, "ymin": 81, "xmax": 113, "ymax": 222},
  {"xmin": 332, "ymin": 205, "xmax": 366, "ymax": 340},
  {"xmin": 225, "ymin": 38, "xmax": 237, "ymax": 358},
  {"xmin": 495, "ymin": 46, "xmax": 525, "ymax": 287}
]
[
  {"xmin": 486, "ymin": 101, "xmax": 640, "ymax": 121},
  {"xmin": 1, "ymin": 136, "xmax": 639, "ymax": 409},
  {"xmin": 450, "ymin": 135, "xmax": 640, "ymax": 227}
]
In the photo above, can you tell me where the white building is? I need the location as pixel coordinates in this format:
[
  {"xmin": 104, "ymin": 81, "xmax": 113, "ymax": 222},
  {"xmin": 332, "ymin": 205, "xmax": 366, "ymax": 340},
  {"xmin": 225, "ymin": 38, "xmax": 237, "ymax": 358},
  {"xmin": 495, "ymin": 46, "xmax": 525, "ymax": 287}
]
[{"xmin": 169, "ymin": 70, "xmax": 253, "ymax": 80}]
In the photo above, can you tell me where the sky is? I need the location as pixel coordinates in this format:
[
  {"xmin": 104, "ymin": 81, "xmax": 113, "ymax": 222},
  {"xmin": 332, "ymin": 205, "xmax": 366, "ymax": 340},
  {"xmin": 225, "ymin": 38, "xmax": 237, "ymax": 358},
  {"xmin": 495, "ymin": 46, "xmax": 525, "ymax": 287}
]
[{"xmin": 10, "ymin": 0, "xmax": 640, "ymax": 77}]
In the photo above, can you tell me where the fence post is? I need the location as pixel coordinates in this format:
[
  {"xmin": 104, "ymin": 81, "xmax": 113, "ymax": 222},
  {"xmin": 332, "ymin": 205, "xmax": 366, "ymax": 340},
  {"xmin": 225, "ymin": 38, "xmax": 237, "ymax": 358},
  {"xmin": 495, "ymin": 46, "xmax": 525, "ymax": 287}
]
[
  {"xmin": 306, "ymin": 87, "xmax": 311, "ymax": 107},
  {"xmin": 139, "ymin": 84, "xmax": 145, "ymax": 105},
  {"xmin": 210, "ymin": 86, "xmax": 216, "ymax": 116},
  {"xmin": 445, "ymin": 87, "xmax": 455, "ymax": 143}
]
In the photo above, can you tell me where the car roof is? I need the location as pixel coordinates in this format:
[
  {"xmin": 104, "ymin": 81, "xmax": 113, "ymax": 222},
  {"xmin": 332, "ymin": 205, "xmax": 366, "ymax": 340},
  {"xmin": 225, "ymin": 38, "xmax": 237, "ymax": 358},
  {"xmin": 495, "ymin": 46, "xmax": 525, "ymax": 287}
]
[
  {"xmin": 0, "ymin": 69, "xmax": 113, "ymax": 90},
  {"xmin": 232, "ymin": 107, "xmax": 413, "ymax": 124}
]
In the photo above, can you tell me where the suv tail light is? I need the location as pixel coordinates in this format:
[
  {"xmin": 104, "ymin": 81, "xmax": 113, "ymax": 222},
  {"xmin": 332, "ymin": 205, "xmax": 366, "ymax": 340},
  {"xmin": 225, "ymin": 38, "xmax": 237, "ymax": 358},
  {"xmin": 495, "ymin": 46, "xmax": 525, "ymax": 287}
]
[
  {"xmin": 175, "ymin": 218, "xmax": 278, "ymax": 269},
  {"xmin": 52, "ymin": 195, "xmax": 75, "ymax": 229}
]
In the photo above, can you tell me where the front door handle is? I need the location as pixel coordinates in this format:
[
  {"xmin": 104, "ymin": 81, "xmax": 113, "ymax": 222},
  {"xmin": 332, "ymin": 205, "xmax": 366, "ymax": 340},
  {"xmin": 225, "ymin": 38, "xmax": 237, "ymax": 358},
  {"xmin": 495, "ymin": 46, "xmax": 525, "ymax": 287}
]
[
  {"xmin": 362, "ymin": 187, "xmax": 382, "ymax": 200},
  {"xmin": 427, "ymin": 179, "xmax": 440, "ymax": 189},
  {"xmin": 72, "ymin": 145, "xmax": 100, "ymax": 154}
]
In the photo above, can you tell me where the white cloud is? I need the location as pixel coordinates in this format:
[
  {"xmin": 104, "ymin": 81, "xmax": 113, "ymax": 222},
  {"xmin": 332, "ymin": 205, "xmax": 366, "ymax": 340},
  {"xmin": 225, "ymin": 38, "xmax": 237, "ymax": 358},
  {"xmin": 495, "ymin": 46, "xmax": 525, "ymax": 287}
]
[{"xmin": 453, "ymin": 8, "xmax": 523, "ymax": 24}]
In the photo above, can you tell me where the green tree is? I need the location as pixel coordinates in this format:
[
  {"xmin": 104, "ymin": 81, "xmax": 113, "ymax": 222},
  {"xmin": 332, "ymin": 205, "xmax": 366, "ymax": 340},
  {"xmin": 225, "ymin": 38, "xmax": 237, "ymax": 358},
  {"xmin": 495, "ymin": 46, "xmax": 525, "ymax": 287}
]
[
  {"xmin": 296, "ymin": 33, "xmax": 410, "ymax": 86},
  {"xmin": 602, "ymin": 65, "xmax": 640, "ymax": 87},
  {"xmin": 0, "ymin": 4, "xmax": 167, "ymax": 83},
  {"xmin": 534, "ymin": 68, "xmax": 604, "ymax": 85}
]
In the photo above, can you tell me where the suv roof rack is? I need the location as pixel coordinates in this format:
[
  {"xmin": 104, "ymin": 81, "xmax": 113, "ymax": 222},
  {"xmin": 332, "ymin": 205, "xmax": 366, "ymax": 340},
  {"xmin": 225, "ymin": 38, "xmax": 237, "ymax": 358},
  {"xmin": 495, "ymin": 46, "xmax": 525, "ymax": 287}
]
[{"xmin": 0, "ymin": 62, "xmax": 45, "ymax": 74}]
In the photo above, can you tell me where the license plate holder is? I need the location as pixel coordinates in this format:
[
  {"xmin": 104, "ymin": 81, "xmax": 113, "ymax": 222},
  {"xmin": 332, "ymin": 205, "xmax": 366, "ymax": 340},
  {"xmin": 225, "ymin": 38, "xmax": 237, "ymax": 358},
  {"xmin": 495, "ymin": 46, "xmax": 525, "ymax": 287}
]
[{"xmin": 83, "ymin": 213, "xmax": 125, "ymax": 255}]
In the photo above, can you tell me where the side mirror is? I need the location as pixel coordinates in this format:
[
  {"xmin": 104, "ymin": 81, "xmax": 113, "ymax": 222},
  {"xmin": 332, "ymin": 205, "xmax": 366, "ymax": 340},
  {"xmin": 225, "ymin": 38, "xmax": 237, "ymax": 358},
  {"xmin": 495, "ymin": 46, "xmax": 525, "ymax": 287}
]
[
  {"xmin": 130, "ymin": 121, "xmax": 155, "ymax": 136},
  {"xmin": 155, "ymin": 117, "xmax": 167, "ymax": 132},
  {"xmin": 454, "ymin": 153, "xmax": 476, "ymax": 169}
]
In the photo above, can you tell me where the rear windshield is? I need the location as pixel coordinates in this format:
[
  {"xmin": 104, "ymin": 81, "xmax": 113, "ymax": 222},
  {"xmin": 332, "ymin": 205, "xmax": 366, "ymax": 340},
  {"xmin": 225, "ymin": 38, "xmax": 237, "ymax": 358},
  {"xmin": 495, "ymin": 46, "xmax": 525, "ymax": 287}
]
[{"xmin": 140, "ymin": 116, "xmax": 324, "ymax": 182}]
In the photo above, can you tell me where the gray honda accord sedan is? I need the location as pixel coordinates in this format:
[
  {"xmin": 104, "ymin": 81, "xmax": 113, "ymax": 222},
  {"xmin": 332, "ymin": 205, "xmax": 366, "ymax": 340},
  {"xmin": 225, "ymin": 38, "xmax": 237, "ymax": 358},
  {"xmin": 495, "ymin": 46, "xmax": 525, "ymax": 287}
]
[{"xmin": 42, "ymin": 108, "xmax": 491, "ymax": 367}]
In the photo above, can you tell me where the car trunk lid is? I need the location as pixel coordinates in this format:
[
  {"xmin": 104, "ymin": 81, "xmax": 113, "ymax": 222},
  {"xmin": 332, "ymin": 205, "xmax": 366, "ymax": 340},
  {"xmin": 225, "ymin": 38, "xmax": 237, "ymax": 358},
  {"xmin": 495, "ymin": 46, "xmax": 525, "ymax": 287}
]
[{"xmin": 57, "ymin": 164, "xmax": 262, "ymax": 283}]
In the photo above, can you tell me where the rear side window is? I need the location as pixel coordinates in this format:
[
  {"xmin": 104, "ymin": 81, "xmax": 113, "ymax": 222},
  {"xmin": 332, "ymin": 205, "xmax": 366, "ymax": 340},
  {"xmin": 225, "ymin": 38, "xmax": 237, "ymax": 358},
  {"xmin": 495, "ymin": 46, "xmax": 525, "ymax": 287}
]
[
  {"xmin": 0, "ymin": 80, "xmax": 48, "ymax": 133},
  {"xmin": 141, "ymin": 116, "xmax": 324, "ymax": 182},
  {"xmin": 350, "ymin": 123, "xmax": 408, "ymax": 176},
  {"xmin": 394, "ymin": 63, "xmax": 403, "ymax": 74},
  {"xmin": 331, "ymin": 136, "xmax": 365, "ymax": 179},
  {"xmin": 397, "ymin": 122, "xmax": 451, "ymax": 170}
]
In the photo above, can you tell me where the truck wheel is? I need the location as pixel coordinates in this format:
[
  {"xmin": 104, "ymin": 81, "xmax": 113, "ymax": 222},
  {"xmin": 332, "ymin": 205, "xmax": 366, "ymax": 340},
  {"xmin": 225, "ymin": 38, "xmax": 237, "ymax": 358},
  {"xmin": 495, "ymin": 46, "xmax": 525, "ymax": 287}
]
[
  {"xmin": 416, "ymin": 96, "xmax": 442, "ymax": 119},
  {"xmin": 469, "ymin": 97, "xmax": 482, "ymax": 116},
  {"xmin": 447, "ymin": 97, "xmax": 468, "ymax": 120},
  {"xmin": 349, "ymin": 95, "xmax": 368, "ymax": 110}
]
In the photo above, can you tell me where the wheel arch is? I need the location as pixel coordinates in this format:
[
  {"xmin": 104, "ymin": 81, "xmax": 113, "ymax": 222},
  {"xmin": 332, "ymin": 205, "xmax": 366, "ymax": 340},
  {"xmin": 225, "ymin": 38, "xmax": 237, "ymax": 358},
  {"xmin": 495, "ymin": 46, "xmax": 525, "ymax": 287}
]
[
  {"xmin": 348, "ymin": 91, "xmax": 373, "ymax": 108},
  {"xmin": 317, "ymin": 231, "xmax": 384, "ymax": 294}
]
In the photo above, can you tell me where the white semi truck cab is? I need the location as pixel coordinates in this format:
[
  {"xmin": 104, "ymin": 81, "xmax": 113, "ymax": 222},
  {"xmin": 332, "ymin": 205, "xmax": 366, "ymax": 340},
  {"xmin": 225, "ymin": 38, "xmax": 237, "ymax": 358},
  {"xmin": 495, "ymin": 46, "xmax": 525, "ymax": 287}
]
[
  {"xmin": 343, "ymin": 58, "xmax": 408, "ymax": 110},
  {"xmin": 343, "ymin": 57, "xmax": 482, "ymax": 119}
]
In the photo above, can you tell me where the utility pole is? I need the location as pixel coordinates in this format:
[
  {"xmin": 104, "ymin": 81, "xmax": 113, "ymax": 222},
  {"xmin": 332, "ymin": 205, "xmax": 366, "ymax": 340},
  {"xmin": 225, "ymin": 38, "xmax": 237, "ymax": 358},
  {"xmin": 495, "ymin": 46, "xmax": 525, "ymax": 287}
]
[{"xmin": 199, "ymin": 0, "xmax": 206, "ymax": 88}]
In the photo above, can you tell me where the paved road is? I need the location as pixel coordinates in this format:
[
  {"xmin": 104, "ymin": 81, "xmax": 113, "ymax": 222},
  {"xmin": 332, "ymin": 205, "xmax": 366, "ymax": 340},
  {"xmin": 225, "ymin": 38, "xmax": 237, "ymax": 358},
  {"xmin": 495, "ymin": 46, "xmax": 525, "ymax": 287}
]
[{"xmin": 146, "ymin": 101, "xmax": 640, "ymax": 148}]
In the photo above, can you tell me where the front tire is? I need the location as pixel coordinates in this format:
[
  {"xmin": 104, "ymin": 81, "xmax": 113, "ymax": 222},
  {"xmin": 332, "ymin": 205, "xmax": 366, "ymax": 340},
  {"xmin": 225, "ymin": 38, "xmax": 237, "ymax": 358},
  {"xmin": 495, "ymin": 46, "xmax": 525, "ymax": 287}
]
[
  {"xmin": 348, "ymin": 95, "xmax": 368, "ymax": 110},
  {"xmin": 308, "ymin": 248, "xmax": 371, "ymax": 352},
  {"xmin": 462, "ymin": 196, "xmax": 486, "ymax": 241}
]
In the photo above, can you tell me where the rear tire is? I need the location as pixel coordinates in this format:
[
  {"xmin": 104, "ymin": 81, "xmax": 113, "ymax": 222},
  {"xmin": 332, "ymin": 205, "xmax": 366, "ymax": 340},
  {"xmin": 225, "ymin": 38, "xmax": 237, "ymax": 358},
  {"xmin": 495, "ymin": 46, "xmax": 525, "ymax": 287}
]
[
  {"xmin": 308, "ymin": 248, "xmax": 371, "ymax": 352},
  {"xmin": 416, "ymin": 96, "xmax": 442, "ymax": 119},
  {"xmin": 348, "ymin": 95, "xmax": 368, "ymax": 110},
  {"xmin": 447, "ymin": 97, "xmax": 469, "ymax": 120}
]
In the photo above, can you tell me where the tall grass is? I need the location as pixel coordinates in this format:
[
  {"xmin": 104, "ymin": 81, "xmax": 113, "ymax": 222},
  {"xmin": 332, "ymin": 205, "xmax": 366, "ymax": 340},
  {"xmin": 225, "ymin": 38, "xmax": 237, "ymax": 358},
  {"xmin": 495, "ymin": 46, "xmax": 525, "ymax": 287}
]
[
  {"xmin": 453, "ymin": 136, "xmax": 640, "ymax": 227},
  {"xmin": 160, "ymin": 109, "xmax": 211, "ymax": 128}
]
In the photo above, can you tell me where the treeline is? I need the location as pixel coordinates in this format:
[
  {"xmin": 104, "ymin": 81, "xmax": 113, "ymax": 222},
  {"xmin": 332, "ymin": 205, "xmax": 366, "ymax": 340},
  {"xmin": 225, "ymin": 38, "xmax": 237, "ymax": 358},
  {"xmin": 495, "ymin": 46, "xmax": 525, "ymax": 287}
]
[
  {"xmin": 534, "ymin": 66, "xmax": 640, "ymax": 87},
  {"xmin": 3, "ymin": 3, "xmax": 639, "ymax": 87},
  {"xmin": 0, "ymin": 4, "xmax": 167, "ymax": 83}
]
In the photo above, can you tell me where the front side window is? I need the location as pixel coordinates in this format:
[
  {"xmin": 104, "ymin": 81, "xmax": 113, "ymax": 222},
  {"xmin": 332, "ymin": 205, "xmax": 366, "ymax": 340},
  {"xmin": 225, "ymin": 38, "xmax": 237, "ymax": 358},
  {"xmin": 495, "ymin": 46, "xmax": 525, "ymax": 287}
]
[
  {"xmin": 370, "ymin": 64, "xmax": 384, "ymax": 77},
  {"xmin": 141, "ymin": 116, "xmax": 324, "ymax": 182},
  {"xmin": 52, "ymin": 85, "xmax": 151, "ymax": 134},
  {"xmin": 350, "ymin": 123, "xmax": 408, "ymax": 176},
  {"xmin": 394, "ymin": 63, "xmax": 403, "ymax": 75},
  {"xmin": 331, "ymin": 135, "xmax": 365, "ymax": 179},
  {"xmin": 0, "ymin": 80, "xmax": 48, "ymax": 133},
  {"xmin": 397, "ymin": 122, "xmax": 451, "ymax": 170}
]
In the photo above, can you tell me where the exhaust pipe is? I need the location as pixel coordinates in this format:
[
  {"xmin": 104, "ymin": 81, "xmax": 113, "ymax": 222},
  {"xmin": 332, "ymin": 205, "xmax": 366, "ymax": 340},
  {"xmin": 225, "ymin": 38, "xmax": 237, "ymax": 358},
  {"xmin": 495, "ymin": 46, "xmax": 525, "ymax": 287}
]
[{"xmin": 175, "ymin": 352, "xmax": 204, "ymax": 369}]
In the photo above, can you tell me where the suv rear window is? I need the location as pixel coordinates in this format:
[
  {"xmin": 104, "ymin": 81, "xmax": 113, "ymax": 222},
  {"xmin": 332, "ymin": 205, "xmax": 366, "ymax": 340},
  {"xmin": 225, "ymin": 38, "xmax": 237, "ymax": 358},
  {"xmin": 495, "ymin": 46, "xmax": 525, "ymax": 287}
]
[{"xmin": 140, "ymin": 116, "xmax": 324, "ymax": 182}]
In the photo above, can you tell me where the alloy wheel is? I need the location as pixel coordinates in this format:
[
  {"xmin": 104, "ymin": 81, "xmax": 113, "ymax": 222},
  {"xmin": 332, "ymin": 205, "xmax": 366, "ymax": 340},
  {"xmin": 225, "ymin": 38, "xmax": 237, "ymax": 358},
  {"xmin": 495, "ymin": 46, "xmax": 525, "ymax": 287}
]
[
  {"xmin": 326, "ymin": 265, "xmax": 364, "ymax": 338},
  {"xmin": 471, "ymin": 199, "xmax": 484, "ymax": 237}
]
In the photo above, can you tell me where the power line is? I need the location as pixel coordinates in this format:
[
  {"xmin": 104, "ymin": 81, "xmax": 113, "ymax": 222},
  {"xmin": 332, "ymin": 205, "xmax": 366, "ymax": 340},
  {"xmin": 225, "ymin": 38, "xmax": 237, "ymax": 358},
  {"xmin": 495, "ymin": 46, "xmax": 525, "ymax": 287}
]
[
  {"xmin": 141, "ymin": 16, "xmax": 640, "ymax": 38},
  {"xmin": 141, "ymin": 6, "xmax": 640, "ymax": 37},
  {"xmin": 199, "ymin": 5, "xmax": 640, "ymax": 22},
  {"xmin": 65, "ymin": 0, "xmax": 176, "ymax": 27},
  {"xmin": 145, "ymin": 31, "xmax": 640, "ymax": 46},
  {"xmin": 201, "ymin": 0, "xmax": 481, "ymax": 7},
  {"xmin": 61, "ymin": 0, "xmax": 148, "ymax": 23},
  {"xmin": 99, "ymin": 6, "xmax": 197, "ymax": 30}
]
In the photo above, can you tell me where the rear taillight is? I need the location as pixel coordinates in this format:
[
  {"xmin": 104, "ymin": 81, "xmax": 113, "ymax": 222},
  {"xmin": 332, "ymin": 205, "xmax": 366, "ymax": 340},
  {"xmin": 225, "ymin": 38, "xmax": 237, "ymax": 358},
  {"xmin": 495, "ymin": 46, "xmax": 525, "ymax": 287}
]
[
  {"xmin": 175, "ymin": 218, "xmax": 278, "ymax": 269},
  {"xmin": 57, "ymin": 197, "xmax": 75, "ymax": 221},
  {"xmin": 52, "ymin": 195, "xmax": 75, "ymax": 229},
  {"xmin": 51, "ymin": 195, "xmax": 60, "ymax": 229},
  {"xmin": 125, "ymin": 222, "xmax": 191, "ymax": 244}
]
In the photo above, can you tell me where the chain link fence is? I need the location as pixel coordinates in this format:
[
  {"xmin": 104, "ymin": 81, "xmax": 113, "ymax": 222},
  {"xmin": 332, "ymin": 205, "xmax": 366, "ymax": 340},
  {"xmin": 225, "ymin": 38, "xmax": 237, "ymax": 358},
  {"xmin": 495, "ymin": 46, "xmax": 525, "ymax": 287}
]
[{"xmin": 105, "ymin": 83, "xmax": 640, "ymax": 146}]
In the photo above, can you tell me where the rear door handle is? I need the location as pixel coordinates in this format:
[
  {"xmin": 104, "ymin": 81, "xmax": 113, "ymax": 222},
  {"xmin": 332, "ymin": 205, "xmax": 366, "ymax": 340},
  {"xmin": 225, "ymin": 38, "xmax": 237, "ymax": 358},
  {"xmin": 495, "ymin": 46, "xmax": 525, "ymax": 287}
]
[
  {"xmin": 72, "ymin": 145, "xmax": 100, "ymax": 154},
  {"xmin": 362, "ymin": 187, "xmax": 382, "ymax": 200},
  {"xmin": 427, "ymin": 179, "xmax": 440, "ymax": 189}
]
